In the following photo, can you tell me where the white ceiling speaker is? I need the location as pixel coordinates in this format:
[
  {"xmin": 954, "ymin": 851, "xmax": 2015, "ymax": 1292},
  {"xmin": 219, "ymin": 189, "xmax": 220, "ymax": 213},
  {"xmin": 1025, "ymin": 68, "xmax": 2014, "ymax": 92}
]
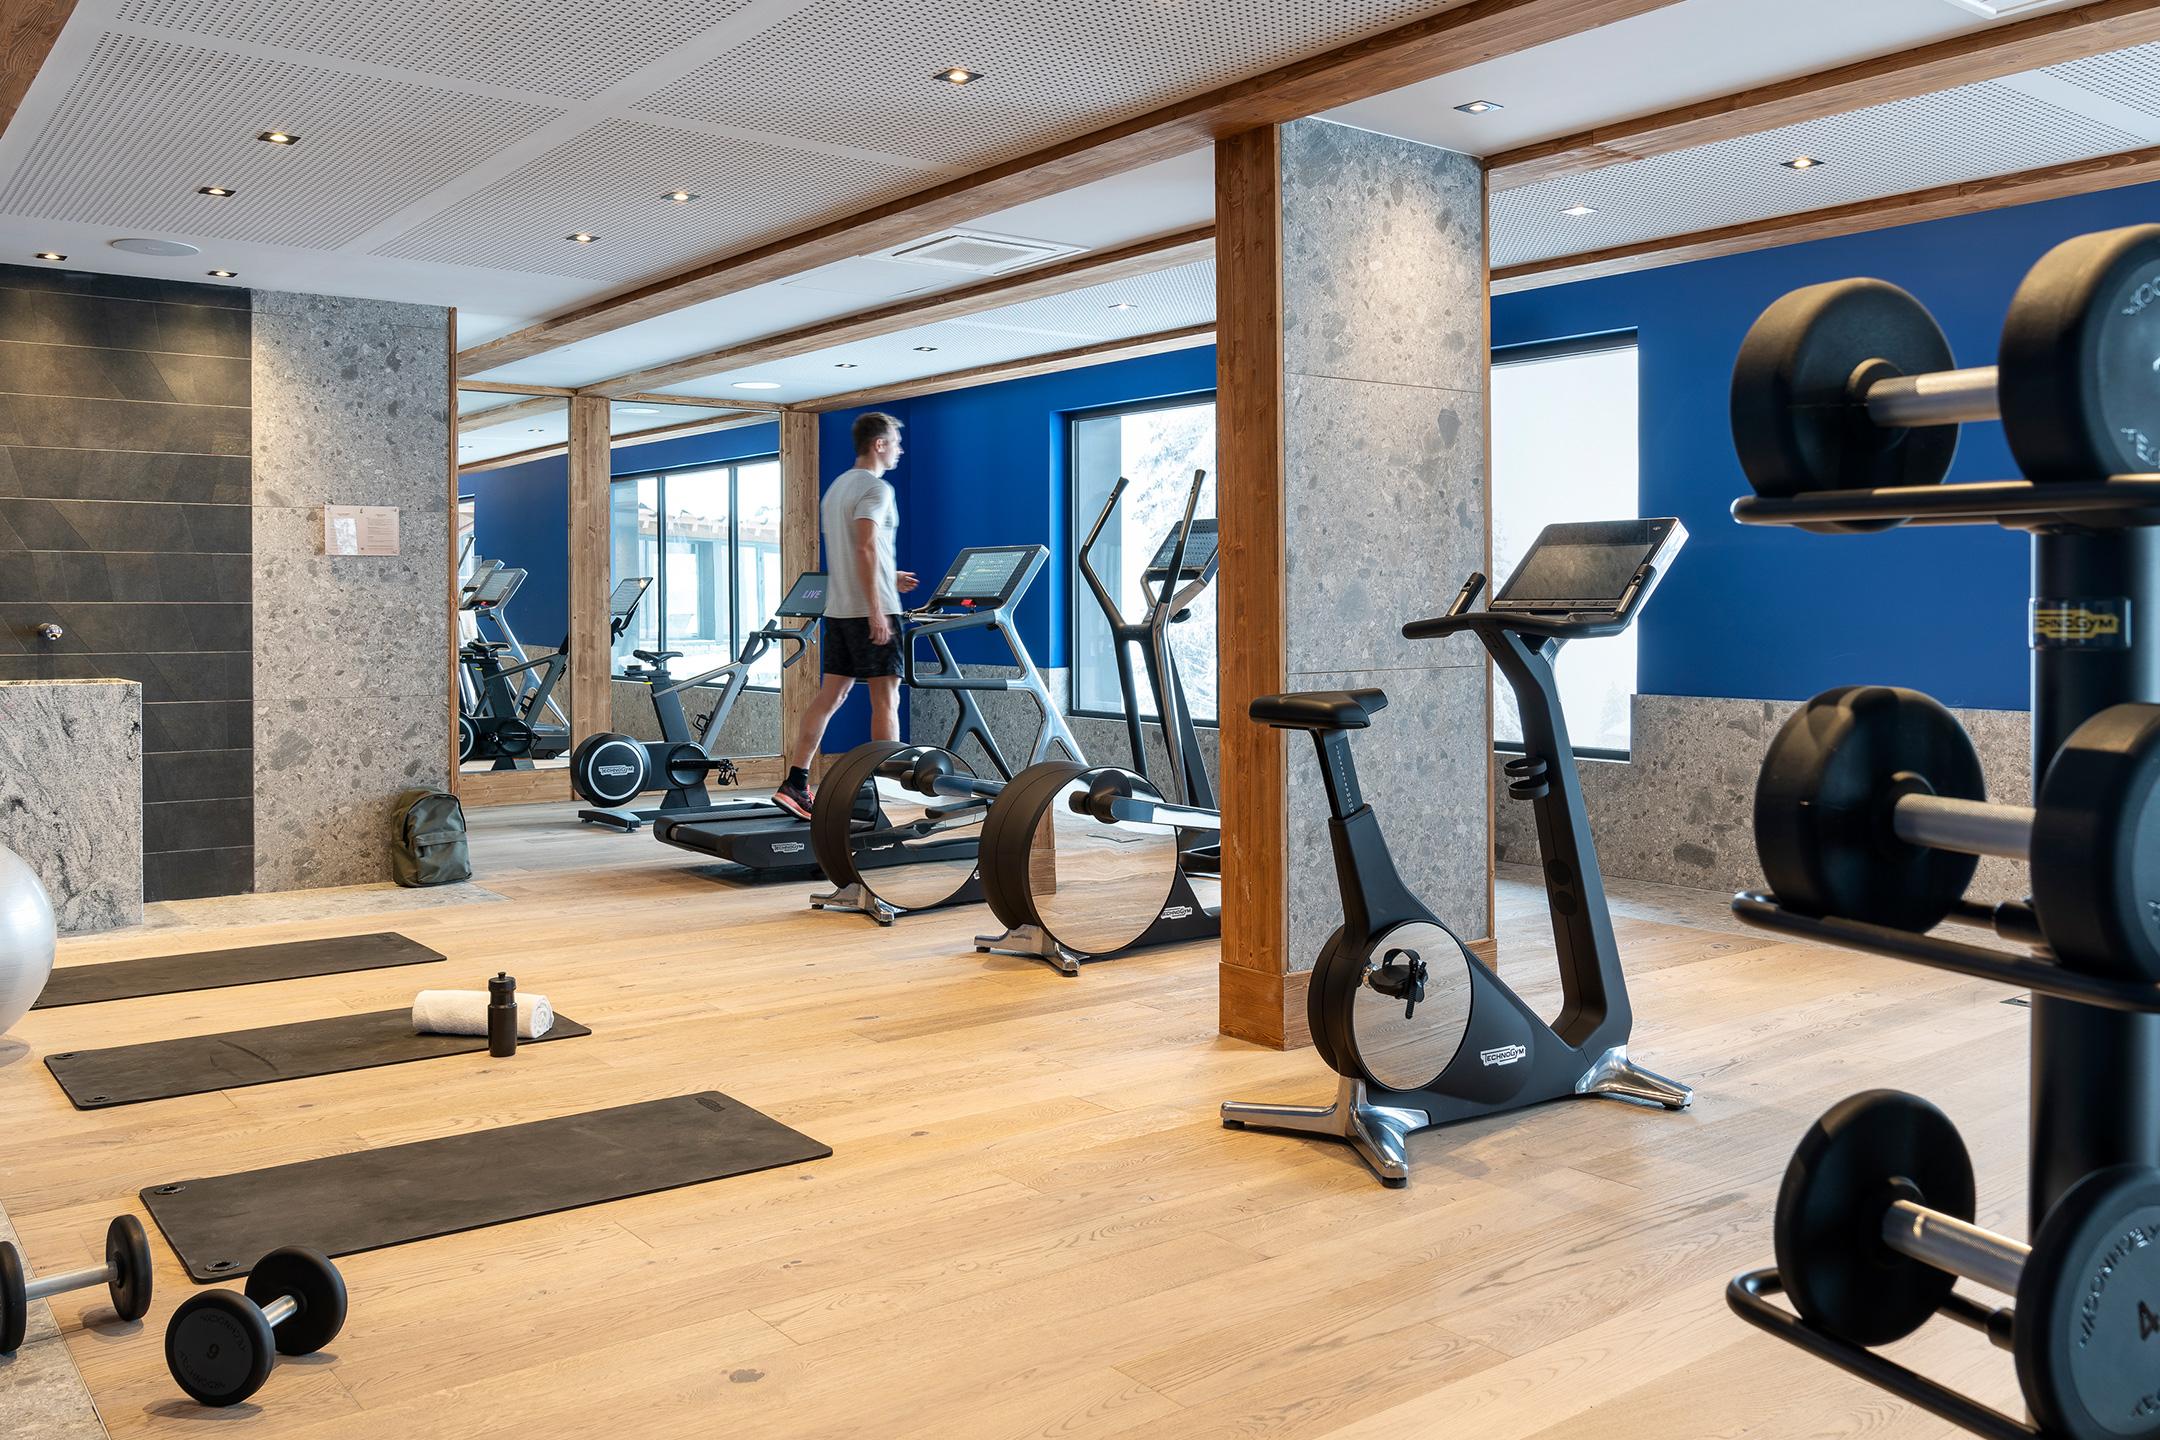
[
  {"xmin": 109, "ymin": 238, "xmax": 200, "ymax": 255},
  {"xmin": 878, "ymin": 230, "xmax": 1082, "ymax": 275},
  {"xmin": 1937, "ymin": 0, "xmax": 2068, "ymax": 16}
]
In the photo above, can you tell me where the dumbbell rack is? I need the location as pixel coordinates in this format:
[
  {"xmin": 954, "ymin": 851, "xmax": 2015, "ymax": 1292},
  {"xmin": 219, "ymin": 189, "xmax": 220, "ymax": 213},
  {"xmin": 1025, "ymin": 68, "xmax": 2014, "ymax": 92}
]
[{"xmin": 1726, "ymin": 476, "xmax": 2160, "ymax": 1440}]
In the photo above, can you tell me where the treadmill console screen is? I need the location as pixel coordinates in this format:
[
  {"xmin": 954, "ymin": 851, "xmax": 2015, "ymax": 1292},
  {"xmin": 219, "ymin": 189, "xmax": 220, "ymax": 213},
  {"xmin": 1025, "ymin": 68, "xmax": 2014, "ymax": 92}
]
[
  {"xmin": 1491, "ymin": 519, "xmax": 1685, "ymax": 613},
  {"xmin": 1144, "ymin": 518, "xmax": 1219, "ymax": 577},
  {"xmin": 773, "ymin": 572, "xmax": 828, "ymax": 618},
  {"xmin": 935, "ymin": 546, "xmax": 1039, "ymax": 605}
]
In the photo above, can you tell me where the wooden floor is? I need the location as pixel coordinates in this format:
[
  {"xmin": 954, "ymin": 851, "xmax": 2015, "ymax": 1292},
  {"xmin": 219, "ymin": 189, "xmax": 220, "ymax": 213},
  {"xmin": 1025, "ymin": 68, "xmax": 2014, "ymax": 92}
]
[{"xmin": 0, "ymin": 804, "xmax": 2042, "ymax": 1439}]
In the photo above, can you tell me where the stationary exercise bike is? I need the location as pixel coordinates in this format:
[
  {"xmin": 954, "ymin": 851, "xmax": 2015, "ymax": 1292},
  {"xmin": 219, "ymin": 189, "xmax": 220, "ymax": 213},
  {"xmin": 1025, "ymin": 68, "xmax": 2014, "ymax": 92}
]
[
  {"xmin": 570, "ymin": 572, "xmax": 827, "ymax": 830},
  {"xmin": 1223, "ymin": 519, "xmax": 1694, "ymax": 1185}
]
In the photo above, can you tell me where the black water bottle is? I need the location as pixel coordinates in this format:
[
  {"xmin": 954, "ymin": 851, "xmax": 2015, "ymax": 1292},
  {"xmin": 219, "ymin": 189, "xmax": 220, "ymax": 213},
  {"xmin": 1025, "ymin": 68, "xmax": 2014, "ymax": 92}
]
[{"xmin": 488, "ymin": 971, "xmax": 517, "ymax": 1057}]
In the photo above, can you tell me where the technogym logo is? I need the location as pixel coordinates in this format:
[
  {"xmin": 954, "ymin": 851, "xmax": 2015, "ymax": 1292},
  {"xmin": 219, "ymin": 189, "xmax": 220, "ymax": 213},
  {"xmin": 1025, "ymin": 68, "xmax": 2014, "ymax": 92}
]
[
  {"xmin": 597, "ymin": 764, "xmax": 635, "ymax": 778},
  {"xmin": 1480, "ymin": 1045, "xmax": 1527, "ymax": 1068},
  {"xmin": 1159, "ymin": 905, "xmax": 1194, "ymax": 921}
]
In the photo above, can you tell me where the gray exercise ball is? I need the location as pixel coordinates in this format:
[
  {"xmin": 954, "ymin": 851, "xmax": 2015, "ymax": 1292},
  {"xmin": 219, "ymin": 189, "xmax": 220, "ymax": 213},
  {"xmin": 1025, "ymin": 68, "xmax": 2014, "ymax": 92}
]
[{"xmin": 0, "ymin": 846, "xmax": 56, "ymax": 1035}]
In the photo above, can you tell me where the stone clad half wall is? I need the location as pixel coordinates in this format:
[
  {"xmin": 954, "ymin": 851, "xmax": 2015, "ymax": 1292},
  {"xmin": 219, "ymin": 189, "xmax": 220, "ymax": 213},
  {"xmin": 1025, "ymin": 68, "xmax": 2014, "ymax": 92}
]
[
  {"xmin": 1218, "ymin": 119, "xmax": 1490, "ymax": 1047},
  {"xmin": 252, "ymin": 294, "xmax": 451, "ymax": 891}
]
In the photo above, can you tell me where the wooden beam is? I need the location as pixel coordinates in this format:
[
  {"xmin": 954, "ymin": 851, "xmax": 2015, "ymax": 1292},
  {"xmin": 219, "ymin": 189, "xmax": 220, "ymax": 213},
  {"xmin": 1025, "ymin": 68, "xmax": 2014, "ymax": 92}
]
[
  {"xmin": 806, "ymin": 325, "xmax": 1214, "ymax": 413},
  {"xmin": 779, "ymin": 411, "xmax": 820, "ymax": 770},
  {"xmin": 611, "ymin": 391, "xmax": 788, "ymax": 410},
  {"xmin": 458, "ymin": 411, "xmax": 777, "ymax": 475},
  {"xmin": 1, "ymin": 0, "xmax": 73, "ymax": 138},
  {"xmin": 580, "ymin": 227, "xmax": 1216, "ymax": 397},
  {"xmin": 456, "ymin": 379, "xmax": 579, "ymax": 396},
  {"xmin": 1491, "ymin": 0, "xmax": 2160, "ymax": 190},
  {"xmin": 457, "ymin": 0, "xmax": 1681, "ymax": 375},
  {"xmin": 458, "ymin": 394, "xmax": 564, "ymax": 432},
  {"xmin": 566, "ymin": 395, "xmax": 611, "ymax": 751},
  {"xmin": 1492, "ymin": 143, "xmax": 2160, "ymax": 294},
  {"xmin": 1213, "ymin": 126, "xmax": 1291, "ymax": 1050}
]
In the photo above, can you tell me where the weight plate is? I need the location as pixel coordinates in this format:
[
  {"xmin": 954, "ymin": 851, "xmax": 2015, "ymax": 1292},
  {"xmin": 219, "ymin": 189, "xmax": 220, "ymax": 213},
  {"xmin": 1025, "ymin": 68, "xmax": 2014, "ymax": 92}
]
[
  {"xmin": 570, "ymin": 733, "xmax": 647, "ymax": 806},
  {"xmin": 2016, "ymin": 1165, "xmax": 2160, "ymax": 1440},
  {"xmin": 1755, "ymin": 687, "xmax": 1983, "ymax": 931},
  {"xmin": 165, "ymin": 1290, "xmax": 275, "ymax": 1406},
  {"xmin": 1339, "ymin": 921, "xmax": 1475, "ymax": 1093},
  {"xmin": 107, "ymin": 1214, "xmax": 152, "ymax": 1323},
  {"xmin": 1999, "ymin": 224, "xmax": 2160, "ymax": 482},
  {"xmin": 244, "ymin": 1247, "xmax": 347, "ymax": 1356},
  {"xmin": 2031, "ymin": 702, "xmax": 2160, "ymax": 983},
  {"xmin": 0, "ymin": 1241, "xmax": 24, "ymax": 1354},
  {"xmin": 1731, "ymin": 278, "xmax": 1959, "ymax": 499},
  {"xmin": 1775, "ymin": 1090, "xmax": 1974, "ymax": 1347}
]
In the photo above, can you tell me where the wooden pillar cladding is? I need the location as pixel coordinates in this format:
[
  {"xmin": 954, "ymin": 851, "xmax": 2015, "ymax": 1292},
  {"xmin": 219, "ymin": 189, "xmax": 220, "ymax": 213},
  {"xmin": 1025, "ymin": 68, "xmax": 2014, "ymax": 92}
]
[
  {"xmin": 567, "ymin": 394, "xmax": 611, "ymax": 753},
  {"xmin": 1215, "ymin": 126, "xmax": 1299, "ymax": 1050},
  {"xmin": 446, "ymin": 311, "xmax": 464, "ymax": 792},
  {"xmin": 779, "ymin": 410, "xmax": 821, "ymax": 769}
]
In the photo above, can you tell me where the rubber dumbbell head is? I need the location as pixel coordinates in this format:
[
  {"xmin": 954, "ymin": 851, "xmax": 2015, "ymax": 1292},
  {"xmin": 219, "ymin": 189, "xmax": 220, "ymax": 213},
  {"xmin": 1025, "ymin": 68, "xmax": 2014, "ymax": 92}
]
[
  {"xmin": 1755, "ymin": 686, "xmax": 1985, "ymax": 932},
  {"xmin": 165, "ymin": 1246, "xmax": 346, "ymax": 1408},
  {"xmin": 2028, "ymin": 701, "xmax": 2160, "ymax": 983},
  {"xmin": 2015, "ymin": 1166, "xmax": 2160, "ymax": 1440},
  {"xmin": 0, "ymin": 1215, "xmax": 155, "ymax": 1354},
  {"xmin": 1998, "ymin": 223, "xmax": 2160, "ymax": 483}
]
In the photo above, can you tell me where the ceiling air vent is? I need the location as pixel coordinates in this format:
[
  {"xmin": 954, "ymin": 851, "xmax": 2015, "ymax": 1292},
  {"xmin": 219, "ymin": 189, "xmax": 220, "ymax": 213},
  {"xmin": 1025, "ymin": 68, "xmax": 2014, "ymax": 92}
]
[{"xmin": 877, "ymin": 230, "xmax": 1082, "ymax": 275}]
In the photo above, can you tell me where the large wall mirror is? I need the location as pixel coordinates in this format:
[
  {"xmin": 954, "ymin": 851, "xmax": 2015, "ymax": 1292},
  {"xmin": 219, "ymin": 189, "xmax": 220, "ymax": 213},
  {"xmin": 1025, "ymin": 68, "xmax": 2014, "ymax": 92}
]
[{"xmin": 454, "ymin": 390, "xmax": 573, "ymax": 788}]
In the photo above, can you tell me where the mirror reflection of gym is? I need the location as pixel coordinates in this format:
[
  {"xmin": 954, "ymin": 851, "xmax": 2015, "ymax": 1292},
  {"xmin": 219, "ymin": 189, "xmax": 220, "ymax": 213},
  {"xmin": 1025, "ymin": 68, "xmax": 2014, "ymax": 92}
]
[{"xmin": 454, "ymin": 391, "xmax": 573, "ymax": 774}]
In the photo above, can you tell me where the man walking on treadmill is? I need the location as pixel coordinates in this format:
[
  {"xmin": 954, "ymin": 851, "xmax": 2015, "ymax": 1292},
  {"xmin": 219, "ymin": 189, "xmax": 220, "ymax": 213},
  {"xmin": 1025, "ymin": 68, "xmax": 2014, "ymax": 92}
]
[{"xmin": 774, "ymin": 411, "xmax": 917, "ymax": 820}]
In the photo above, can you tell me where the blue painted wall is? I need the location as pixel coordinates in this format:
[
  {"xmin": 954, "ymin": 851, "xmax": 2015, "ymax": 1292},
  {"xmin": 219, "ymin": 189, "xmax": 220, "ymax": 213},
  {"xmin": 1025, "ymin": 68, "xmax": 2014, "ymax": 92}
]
[
  {"xmin": 1493, "ymin": 180, "xmax": 2160, "ymax": 712},
  {"xmin": 462, "ymin": 455, "xmax": 571, "ymax": 648}
]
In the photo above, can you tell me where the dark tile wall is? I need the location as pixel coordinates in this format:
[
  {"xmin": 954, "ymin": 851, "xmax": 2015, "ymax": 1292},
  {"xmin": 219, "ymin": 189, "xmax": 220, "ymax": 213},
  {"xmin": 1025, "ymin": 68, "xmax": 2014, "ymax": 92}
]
[{"xmin": 0, "ymin": 264, "xmax": 252, "ymax": 901}]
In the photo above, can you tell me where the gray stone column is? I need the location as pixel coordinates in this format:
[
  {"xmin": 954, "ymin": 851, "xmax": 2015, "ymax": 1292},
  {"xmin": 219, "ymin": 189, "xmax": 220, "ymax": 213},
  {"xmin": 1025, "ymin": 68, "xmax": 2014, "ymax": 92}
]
[
  {"xmin": 0, "ymin": 679, "xmax": 142, "ymax": 934},
  {"xmin": 1279, "ymin": 120, "xmax": 1490, "ymax": 963}
]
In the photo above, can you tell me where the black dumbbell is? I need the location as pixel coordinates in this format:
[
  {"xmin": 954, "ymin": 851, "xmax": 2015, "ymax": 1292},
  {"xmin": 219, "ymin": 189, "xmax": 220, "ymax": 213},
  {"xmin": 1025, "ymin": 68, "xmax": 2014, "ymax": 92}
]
[
  {"xmin": 1775, "ymin": 1090, "xmax": 2160, "ymax": 1440},
  {"xmin": 164, "ymin": 1247, "xmax": 346, "ymax": 1407},
  {"xmin": 0, "ymin": 1215, "xmax": 154, "ymax": 1352},
  {"xmin": 1754, "ymin": 685, "xmax": 2160, "ymax": 980},
  {"xmin": 1731, "ymin": 223, "xmax": 2160, "ymax": 499}
]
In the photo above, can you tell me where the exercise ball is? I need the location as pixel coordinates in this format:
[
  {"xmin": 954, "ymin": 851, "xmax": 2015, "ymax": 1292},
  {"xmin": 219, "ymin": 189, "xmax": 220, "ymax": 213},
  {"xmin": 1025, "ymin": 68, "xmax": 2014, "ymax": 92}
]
[{"xmin": 0, "ymin": 846, "xmax": 56, "ymax": 1035}]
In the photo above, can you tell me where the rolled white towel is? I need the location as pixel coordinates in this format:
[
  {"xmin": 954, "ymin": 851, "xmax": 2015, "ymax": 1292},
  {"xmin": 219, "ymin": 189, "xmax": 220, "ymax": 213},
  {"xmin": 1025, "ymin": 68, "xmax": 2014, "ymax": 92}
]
[{"xmin": 411, "ymin": 989, "xmax": 555, "ymax": 1039}]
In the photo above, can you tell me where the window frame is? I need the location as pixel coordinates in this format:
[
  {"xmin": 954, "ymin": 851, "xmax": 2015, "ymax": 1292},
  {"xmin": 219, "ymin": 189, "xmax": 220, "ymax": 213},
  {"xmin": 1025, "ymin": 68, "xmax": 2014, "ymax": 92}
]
[
  {"xmin": 610, "ymin": 452, "xmax": 783, "ymax": 689},
  {"xmin": 1489, "ymin": 329, "xmax": 1642, "ymax": 764},
  {"xmin": 1063, "ymin": 390, "xmax": 1221, "ymax": 728}
]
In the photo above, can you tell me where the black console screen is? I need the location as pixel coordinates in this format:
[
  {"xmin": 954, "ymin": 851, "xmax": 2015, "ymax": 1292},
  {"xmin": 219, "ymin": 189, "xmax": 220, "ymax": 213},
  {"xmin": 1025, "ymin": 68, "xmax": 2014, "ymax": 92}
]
[{"xmin": 1493, "ymin": 520, "xmax": 1669, "ymax": 610}]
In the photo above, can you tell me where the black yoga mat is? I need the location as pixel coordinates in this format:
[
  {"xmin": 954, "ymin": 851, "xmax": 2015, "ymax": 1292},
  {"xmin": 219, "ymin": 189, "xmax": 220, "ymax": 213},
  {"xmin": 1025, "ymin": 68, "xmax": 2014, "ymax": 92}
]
[
  {"xmin": 34, "ymin": 933, "xmax": 445, "ymax": 1009},
  {"xmin": 141, "ymin": 1092, "xmax": 832, "ymax": 1281},
  {"xmin": 46, "ymin": 1009, "xmax": 592, "ymax": 1110}
]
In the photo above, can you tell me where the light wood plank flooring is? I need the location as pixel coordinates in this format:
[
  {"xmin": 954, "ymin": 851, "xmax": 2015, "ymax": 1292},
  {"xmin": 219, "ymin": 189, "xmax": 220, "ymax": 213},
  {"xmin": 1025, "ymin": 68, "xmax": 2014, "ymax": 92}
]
[{"xmin": 0, "ymin": 804, "xmax": 2040, "ymax": 1438}]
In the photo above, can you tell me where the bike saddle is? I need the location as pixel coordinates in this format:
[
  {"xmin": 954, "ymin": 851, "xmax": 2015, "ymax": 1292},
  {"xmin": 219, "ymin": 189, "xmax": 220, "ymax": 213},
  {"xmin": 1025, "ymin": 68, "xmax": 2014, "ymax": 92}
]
[
  {"xmin": 632, "ymin": 649, "xmax": 683, "ymax": 665},
  {"xmin": 1247, "ymin": 689, "xmax": 1390, "ymax": 732}
]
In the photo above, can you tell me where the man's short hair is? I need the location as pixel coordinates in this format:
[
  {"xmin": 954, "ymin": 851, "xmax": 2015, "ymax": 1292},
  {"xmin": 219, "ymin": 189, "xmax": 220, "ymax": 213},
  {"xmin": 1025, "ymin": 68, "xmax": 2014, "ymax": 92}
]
[{"xmin": 852, "ymin": 411, "xmax": 901, "ymax": 456}]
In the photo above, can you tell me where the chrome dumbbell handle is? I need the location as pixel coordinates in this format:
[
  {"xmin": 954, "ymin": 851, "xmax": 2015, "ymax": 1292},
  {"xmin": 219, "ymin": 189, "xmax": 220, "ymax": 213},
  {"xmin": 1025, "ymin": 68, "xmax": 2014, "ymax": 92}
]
[
  {"xmin": 1864, "ymin": 365, "xmax": 2002, "ymax": 428},
  {"xmin": 260, "ymin": 1295, "xmax": 299, "ymax": 1328},
  {"xmin": 1881, "ymin": 1199, "xmax": 2030, "ymax": 1353},
  {"xmin": 1891, "ymin": 793, "xmax": 2033, "ymax": 862},
  {"xmin": 22, "ymin": 1260, "xmax": 117, "ymax": 1303}
]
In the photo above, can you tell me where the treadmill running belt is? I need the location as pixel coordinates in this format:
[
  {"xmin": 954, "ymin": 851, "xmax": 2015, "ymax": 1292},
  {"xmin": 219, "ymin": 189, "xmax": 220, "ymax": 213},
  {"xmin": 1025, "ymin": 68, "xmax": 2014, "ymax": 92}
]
[
  {"xmin": 141, "ymin": 1092, "xmax": 832, "ymax": 1281},
  {"xmin": 33, "ymin": 933, "xmax": 445, "ymax": 1009},
  {"xmin": 46, "ymin": 1009, "xmax": 593, "ymax": 1109}
]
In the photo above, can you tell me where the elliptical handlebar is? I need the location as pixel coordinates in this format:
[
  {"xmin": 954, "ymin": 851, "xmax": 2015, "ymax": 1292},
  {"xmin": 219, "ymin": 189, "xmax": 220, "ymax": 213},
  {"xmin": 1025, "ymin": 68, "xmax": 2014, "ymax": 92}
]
[{"xmin": 1077, "ymin": 475, "xmax": 1133, "ymax": 633}]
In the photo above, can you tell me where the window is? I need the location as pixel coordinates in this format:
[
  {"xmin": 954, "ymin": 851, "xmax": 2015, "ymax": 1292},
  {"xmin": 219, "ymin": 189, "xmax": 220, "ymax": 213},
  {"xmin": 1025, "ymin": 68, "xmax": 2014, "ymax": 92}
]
[
  {"xmin": 1491, "ymin": 333, "xmax": 1641, "ymax": 758},
  {"xmin": 1068, "ymin": 395, "xmax": 1219, "ymax": 725},
  {"xmin": 608, "ymin": 456, "xmax": 784, "ymax": 684}
]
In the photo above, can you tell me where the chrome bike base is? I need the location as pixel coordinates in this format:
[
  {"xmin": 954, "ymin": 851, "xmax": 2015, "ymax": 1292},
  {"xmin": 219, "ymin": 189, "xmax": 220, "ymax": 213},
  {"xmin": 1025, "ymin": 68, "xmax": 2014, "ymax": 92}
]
[
  {"xmin": 1221, "ymin": 1074, "xmax": 1430, "ymax": 1187},
  {"xmin": 809, "ymin": 883, "xmax": 898, "ymax": 927},
  {"xmin": 1575, "ymin": 1046, "xmax": 1693, "ymax": 1109}
]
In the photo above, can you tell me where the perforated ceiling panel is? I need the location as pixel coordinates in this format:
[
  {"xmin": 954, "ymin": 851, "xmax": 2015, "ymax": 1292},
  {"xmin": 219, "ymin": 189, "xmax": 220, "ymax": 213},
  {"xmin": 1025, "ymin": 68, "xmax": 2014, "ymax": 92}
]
[
  {"xmin": 638, "ymin": 0, "xmax": 1471, "ymax": 168},
  {"xmin": 951, "ymin": 258, "xmax": 1215, "ymax": 342},
  {"xmin": 114, "ymin": 0, "xmax": 758, "ymax": 102},
  {"xmin": 374, "ymin": 119, "xmax": 928, "ymax": 282},
  {"xmin": 2043, "ymin": 42, "xmax": 2160, "ymax": 120},
  {"xmin": 0, "ymin": 32, "xmax": 560, "ymax": 250},
  {"xmin": 1490, "ymin": 79, "xmax": 2144, "ymax": 269}
]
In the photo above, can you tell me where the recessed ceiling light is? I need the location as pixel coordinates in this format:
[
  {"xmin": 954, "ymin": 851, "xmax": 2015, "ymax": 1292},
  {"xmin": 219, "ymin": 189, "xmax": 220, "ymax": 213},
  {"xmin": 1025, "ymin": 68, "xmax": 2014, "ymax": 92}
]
[
  {"xmin": 1108, "ymin": 302, "xmax": 1137, "ymax": 311},
  {"xmin": 208, "ymin": 268, "xmax": 238, "ymax": 278},
  {"xmin": 733, "ymin": 381, "xmax": 782, "ymax": 391},
  {"xmin": 834, "ymin": 362, "xmax": 859, "ymax": 369},
  {"xmin": 1561, "ymin": 204, "xmax": 1597, "ymax": 217},
  {"xmin": 110, "ymin": 237, "xmax": 198, "ymax": 256},
  {"xmin": 1783, "ymin": 156, "xmax": 1824, "ymax": 170},
  {"xmin": 528, "ymin": 427, "xmax": 546, "ymax": 433},
  {"xmin": 567, "ymin": 232, "xmax": 598, "ymax": 243},
  {"xmin": 622, "ymin": 406, "xmax": 660, "ymax": 415},
  {"xmin": 33, "ymin": 251, "xmax": 65, "ymax": 262},
  {"xmin": 256, "ymin": 130, "xmax": 300, "ymax": 145},
  {"xmin": 198, "ymin": 186, "xmax": 236, "ymax": 197},
  {"xmin": 663, "ymin": 190, "xmax": 699, "ymax": 203},
  {"xmin": 1454, "ymin": 100, "xmax": 1503, "ymax": 114},
  {"xmin": 913, "ymin": 345, "xmax": 939, "ymax": 352},
  {"xmin": 934, "ymin": 66, "xmax": 982, "ymax": 85}
]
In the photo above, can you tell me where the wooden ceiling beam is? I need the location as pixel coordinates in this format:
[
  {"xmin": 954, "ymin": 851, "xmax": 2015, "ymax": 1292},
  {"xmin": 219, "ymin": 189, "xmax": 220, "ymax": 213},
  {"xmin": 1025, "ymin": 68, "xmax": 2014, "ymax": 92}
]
[
  {"xmin": 1489, "ymin": 0, "xmax": 2160, "ymax": 190},
  {"xmin": 458, "ymin": 0, "xmax": 1682, "ymax": 376},
  {"xmin": 608, "ymin": 391, "xmax": 786, "ymax": 410},
  {"xmin": 459, "ymin": 410, "xmax": 778, "ymax": 473},
  {"xmin": 1, "ymin": 0, "xmax": 74, "ymax": 137},
  {"xmin": 805, "ymin": 324, "xmax": 1214, "ymax": 412},
  {"xmin": 458, "ymin": 393, "xmax": 565, "ymax": 432},
  {"xmin": 1490, "ymin": 144, "xmax": 2160, "ymax": 294},
  {"xmin": 578, "ymin": 226, "xmax": 1216, "ymax": 397},
  {"xmin": 456, "ymin": 379, "xmax": 579, "ymax": 396}
]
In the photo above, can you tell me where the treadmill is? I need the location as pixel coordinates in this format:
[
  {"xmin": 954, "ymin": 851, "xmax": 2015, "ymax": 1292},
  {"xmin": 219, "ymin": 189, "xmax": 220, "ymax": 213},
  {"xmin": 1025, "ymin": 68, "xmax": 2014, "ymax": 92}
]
[{"xmin": 653, "ymin": 543, "xmax": 1078, "ymax": 882}]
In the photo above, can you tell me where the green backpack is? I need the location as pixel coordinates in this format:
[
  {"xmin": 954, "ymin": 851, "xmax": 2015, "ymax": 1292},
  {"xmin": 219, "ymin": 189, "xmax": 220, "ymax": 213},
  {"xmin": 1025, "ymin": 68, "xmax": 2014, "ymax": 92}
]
[{"xmin": 391, "ymin": 789, "xmax": 471, "ymax": 887}]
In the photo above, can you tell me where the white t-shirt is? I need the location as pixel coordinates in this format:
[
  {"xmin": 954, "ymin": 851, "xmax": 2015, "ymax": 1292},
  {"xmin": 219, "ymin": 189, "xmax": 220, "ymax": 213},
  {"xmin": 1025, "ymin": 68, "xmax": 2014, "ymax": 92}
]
[{"xmin": 821, "ymin": 467, "xmax": 899, "ymax": 619}]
